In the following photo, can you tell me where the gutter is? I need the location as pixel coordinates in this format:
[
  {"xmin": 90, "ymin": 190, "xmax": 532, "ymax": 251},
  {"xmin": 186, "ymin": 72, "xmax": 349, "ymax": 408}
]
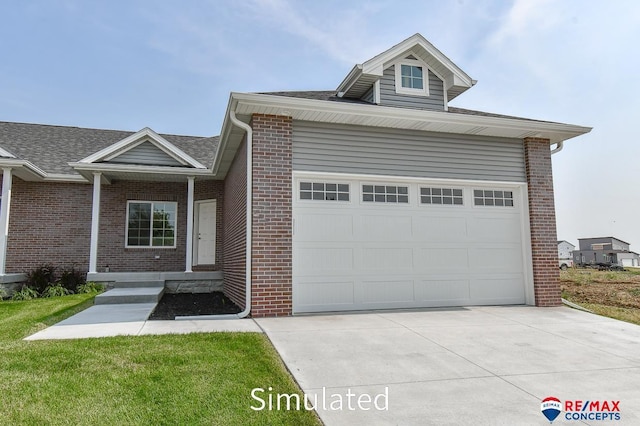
[
  {"xmin": 550, "ymin": 141, "xmax": 564, "ymax": 155},
  {"xmin": 228, "ymin": 110, "xmax": 252, "ymax": 319}
]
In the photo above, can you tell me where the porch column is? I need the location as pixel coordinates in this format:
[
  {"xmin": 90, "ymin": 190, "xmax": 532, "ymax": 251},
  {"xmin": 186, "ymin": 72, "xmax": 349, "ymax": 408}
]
[
  {"xmin": 185, "ymin": 176, "xmax": 195, "ymax": 273},
  {"xmin": 89, "ymin": 172, "xmax": 101, "ymax": 274},
  {"xmin": 0, "ymin": 168, "xmax": 13, "ymax": 275}
]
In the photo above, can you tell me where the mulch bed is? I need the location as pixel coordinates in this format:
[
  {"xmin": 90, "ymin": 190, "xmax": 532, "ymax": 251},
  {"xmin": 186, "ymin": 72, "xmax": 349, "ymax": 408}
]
[{"xmin": 149, "ymin": 292, "xmax": 241, "ymax": 320}]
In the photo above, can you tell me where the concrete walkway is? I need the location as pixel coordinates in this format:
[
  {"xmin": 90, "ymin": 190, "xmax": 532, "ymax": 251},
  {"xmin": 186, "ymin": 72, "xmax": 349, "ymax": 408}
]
[
  {"xmin": 25, "ymin": 303, "xmax": 261, "ymax": 340},
  {"xmin": 256, "ymin": 306, "xmax": 640, "ymax": 425}
]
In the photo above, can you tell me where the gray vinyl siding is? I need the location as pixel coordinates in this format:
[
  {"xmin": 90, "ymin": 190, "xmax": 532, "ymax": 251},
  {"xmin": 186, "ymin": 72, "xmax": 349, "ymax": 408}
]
[
  {"xmin": 292, "ymin": 121, "xmax": 525, "ymax": 182},
  {"xmin": 361, "ymin": 86, "xmax": 374, "ymax": 103},
  {"xmin": 107, "ymin": 141, "xmax": 183, "ymax": 166},
  {"xmin": 379, "ymin": 65, "xmax": 445, "ymax": 110}
]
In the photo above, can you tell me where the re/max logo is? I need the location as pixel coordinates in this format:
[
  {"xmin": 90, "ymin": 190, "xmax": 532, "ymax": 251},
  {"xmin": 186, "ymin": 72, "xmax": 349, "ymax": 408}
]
[{"xmin": 564, "ymin": 400, "xmax": 620, "ymax": 412}]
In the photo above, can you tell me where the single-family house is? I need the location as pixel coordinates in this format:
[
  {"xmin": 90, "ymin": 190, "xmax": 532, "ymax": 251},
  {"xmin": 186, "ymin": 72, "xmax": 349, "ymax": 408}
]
[
  {"xmin": 558, "ymin": 240, "xmax": 575, "ymax": 269},
  {"xmin": 573, "ymin": 237, "xmax": 639, "ymax": 267},
  {"xmin": 0, "ymin": 34, "xmax": 592, "ymax": 316}
]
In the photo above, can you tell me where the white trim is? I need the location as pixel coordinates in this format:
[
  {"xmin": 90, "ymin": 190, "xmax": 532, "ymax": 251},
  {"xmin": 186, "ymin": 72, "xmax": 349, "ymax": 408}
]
[
  {"xmin": 0, "ymin": 168, "xmax": 13, "ymax": 275},
  {"xmin": 185, "ymin": 177, "xmax": 195, "ymax": 272},
  {"xmin": 227, "ymin": 92, "xmax": 592, "ymax": 144},
  {"xmin": 125, "ymin": 200, "xmax": 178, "ymax": 249},
  {"xmin": 89, "ymin": 172, "xmax": 101, "ymax": 274},
  {"xmin": 0, "ymin": 147, "xmax": 16, "ymax": 159},
  {"xmin": 373, "ymin": 80, "xmax": 381, "ymax": 105},
  {"xmin": 70, "ymin": 162, "xmax": 214, "ymax": 177},
  {"xmin": 78, "ymin": 127, "xmax": 207, "ymax": 169},
  {"xmin": 394, "ymin": 59, "xmax": 429, "ymax": 96}
]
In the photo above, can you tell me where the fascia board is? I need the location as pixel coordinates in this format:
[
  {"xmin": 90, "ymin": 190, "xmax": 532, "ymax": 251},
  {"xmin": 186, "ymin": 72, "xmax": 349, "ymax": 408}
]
[{"xmin": 232, "ymin": 92, "xmax": 592, "ymax": 142}]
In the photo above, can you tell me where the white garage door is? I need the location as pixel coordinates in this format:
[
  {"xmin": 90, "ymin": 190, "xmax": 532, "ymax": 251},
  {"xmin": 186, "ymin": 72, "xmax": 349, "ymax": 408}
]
[{"xmin": 292, "ymin": 173, "xmax": 529, "ymax": 313}]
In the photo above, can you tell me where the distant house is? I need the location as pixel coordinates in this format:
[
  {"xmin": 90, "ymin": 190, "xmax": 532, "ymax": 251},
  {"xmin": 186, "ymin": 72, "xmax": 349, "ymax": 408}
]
[
  {"xmin": 573, "ymin": 237, "xmax": 639, "ymax": 267},
  {"xmin": 558, "ymin": 240, "xmax": 575, "ymax": 268}
]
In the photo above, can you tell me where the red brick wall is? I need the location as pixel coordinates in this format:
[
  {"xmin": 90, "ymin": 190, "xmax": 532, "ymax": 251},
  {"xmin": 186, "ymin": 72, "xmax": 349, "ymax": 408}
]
[
  {"xmin": 250, "ymin": 114, "xmax": 293, "ymax": 317},
  {"xmin": 524, "ymin": 137, "xmax": 561, "ymax": 306},
  {"xmin": 222, "ymin": 139, "xmax": 247, "ymax": 308},
  {"xmin": 6, "ymin": 180, "xmax": 92, "ymax": 273}
]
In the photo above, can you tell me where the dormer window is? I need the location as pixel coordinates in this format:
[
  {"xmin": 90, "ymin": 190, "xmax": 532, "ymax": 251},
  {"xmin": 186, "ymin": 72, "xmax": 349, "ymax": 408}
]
[{"xmin": 395, "ymin": 59, "xmax": 429, "ymax": 96}]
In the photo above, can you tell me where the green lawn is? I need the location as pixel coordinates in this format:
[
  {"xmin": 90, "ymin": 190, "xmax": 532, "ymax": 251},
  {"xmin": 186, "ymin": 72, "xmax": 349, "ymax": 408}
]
[{"xmin": 0, "ymin": 295, "xmax": 320, "ymax": 425}]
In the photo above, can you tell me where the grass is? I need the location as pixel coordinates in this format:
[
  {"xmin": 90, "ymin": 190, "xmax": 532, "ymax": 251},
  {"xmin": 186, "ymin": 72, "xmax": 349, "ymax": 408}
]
[
  {"xmin": 561, "ymin": 268, "xmax": 640, "ymax": 326},
  {"xmin": 0, "ymin": 296, "xmax": 320, "ymax": 426}
]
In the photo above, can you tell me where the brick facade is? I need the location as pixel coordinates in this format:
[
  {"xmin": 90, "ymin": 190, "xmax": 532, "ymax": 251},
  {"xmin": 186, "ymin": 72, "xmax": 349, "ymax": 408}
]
[
  {"xmin": 524, "ymin": 137, "xmax": 562, "ymax": 306},
  {"xmin": 4, "ymin": 177, "xmax": 223, "ymax": 274},
  {"xmin": 6, "ymin": 180, "xmax": 92, "ymax": 273},
  {"xmin": 222, "ymin": 139, "xmax": 248, "ymax": 309},
  {"xmin": 250, "ymin": 114, "xmax": 293, "ymax": 317}
]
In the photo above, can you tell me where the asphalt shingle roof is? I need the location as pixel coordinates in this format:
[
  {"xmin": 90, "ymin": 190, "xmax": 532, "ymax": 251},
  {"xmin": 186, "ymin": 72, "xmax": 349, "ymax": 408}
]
[
  {"xmin": 0, "ymin": 122, "xmax": 218, "ymax": 175},
  {"xmin": 258, "ymin": 90, "xmax": 558, "ymax": 124}
]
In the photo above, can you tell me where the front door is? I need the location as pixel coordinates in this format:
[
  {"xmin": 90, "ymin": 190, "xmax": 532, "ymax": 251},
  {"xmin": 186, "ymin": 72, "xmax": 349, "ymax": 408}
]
[{"xmin": 195, "ymin": 200, "xmax": 216, "ymax": 265}]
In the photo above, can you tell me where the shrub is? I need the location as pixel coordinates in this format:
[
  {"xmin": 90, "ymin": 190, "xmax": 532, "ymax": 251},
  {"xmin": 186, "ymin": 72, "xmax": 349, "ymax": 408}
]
[
  {"xmin": 0, "ymin": 287, "xmax": 7, "ymax": 300},
  {"xmin": 25, "ymin": 264, "xmax": 57, "ymax": 295},
  {"xmin": 58, "ymin": 267, "xmax": 85, "ymax": 292},
  {"xmin": 77, "ymin": 282, "xmax": 105, "ymax": 294},
  {"xmin": 42, "ymin": 284, "xmax": 71, "ymax": 298},
  {"xmin": 11, "ymin": 286, "xmax": 39, "ymax": 301}
]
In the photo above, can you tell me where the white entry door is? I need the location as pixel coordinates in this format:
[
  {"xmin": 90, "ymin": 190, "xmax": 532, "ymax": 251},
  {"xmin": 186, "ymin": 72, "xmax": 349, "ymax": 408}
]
[
  {"xmin": 292, "ymin": 174, "xmax": 531, "ymax": 313},
  {"xmin": 195, "ymin": 200, "xmax": 216, "ymax": 265}
]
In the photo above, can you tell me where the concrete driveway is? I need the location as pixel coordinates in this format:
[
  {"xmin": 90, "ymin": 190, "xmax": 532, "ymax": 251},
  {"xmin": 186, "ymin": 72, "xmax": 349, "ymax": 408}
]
[{"xmin": 256, "ymin": 306, "xmax": 640, "ymax": 425}]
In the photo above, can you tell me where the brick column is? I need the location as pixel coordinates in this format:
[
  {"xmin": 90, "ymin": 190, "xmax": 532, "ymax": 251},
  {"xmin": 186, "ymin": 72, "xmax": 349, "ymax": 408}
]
[
  {"xmin": 524, "ymin": 137, "xmax": 561, "ymax": 306},
  {"xmin": 251, "ymin": 114, "xmax": 293, "ymax": 317}
]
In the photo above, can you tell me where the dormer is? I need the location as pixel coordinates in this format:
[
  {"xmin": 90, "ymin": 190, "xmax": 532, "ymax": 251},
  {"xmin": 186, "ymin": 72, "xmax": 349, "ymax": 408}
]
[{"xmin": 336, "ymin": 34, "xmax": 476, "ymax": 111}]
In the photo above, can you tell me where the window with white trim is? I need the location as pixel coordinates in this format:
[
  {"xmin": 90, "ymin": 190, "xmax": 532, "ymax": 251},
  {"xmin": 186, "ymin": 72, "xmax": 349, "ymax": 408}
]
[
  {"xmin": 473, "ymin": 190, "xmax": 514, "ymax": 207},
  {"xmin": 421, "ymin": 187, "xmax": 463, "ymax": 205},
  {"xmin": 395, "ymin": 60, "xmax": 429, "ymax": 96},
  {"xmin": 299, "ymin": 182, "xmax": 349, "ymax": 201},
  {"xmin": 126, "ymin": 201, "xmax": 177, "ymax": 247},
  {"xmin": 362, "ymin": 185, "xmax": 409, "ymax": 203}
]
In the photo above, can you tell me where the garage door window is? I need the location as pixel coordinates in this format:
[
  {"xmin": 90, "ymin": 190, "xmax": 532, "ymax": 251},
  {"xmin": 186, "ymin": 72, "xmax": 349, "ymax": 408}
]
[
  {"xmin": 300, "ymin": 182, "xmax": 350, "ymax": 201},
  {"xmin": 473, "ymin": 189, "xmax": 514, "ymax": 207},
  {"xmin": 420, "ymin": 187, "xmax": 463, "ymax": 205},
  {"xmin": 362, "ymin": 185, "xmax": 409, "ymax": 203}
]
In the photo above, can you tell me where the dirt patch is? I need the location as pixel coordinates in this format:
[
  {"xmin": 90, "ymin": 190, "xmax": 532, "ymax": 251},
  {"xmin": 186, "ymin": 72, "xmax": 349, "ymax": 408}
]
[
  {"xmin": 149, "ymin": 292, "xmax": 241, "ymax": 320},
  {"xmin": 560, "ymin": 270, "xmax": 640, "ymax": 309}
]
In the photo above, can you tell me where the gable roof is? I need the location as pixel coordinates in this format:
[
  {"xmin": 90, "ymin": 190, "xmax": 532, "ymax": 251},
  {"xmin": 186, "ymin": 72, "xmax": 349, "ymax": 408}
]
[
  {"xmin": 77, "ymin": 127, "xmax": 207, "ymax": 169},
  {"xmin": 337, "ymin": 34, "xmax": 475, "ymax": 101},
  {"xmin": 0, "ymin": 121, "xmax": 217, "ymax": 180}
]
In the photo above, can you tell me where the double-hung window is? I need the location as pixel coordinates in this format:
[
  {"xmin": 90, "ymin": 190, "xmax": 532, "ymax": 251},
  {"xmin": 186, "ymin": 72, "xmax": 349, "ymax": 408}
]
[{"xmin": 127, "ymin": 201, "xmax": 177, "ymax": 248}]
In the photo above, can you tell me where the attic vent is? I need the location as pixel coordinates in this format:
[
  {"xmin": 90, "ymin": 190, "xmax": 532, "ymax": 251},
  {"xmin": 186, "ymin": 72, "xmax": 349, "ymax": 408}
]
[{"xmin": 405, "ymin": 54, "xmax": 417, "ymax": 60}]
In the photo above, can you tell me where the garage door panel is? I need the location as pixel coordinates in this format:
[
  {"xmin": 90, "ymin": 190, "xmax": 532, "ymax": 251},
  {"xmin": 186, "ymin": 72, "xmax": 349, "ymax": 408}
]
[
  {"xmin": 413, "ymin": 215, "xmax": 468, "ymax": 242},
  {"xmin": 415, "ymin": 279, "xmax": 471, "ymax": 303},
  {"xmin": 362, "ymin": 247, "xmax": 413, "ymax": 270},
  {"xmin": 469, "ymin": 246, "xmax": 523, "ymax": 272},
  {"xmin": 470, "ymin": 276, "xmax": 525, "ymax": 303},
  {"xmin": 416, "ymin": 248, "xmax": 469, "ymax": 271},
  {"xmin": 294, "ymin": 280, "xmax": 355, "ymax": 311},
  {"xmin": 468, "ymin": 216, "xmax": 521, "ymax": 242},
  {"xmin": 296, "ymin": 213, "xmax": 353, "ymax": 241},
  {"xmin": 357, "ymin": 215, "xmax": 412, "ymax": 241},
  {"xmin": 362, "ymin": 280, "xmax": 414, "ymax": 304},
  {"xmin": 294, "ymin": 247, "xmax": 354, "ymax": 274}
]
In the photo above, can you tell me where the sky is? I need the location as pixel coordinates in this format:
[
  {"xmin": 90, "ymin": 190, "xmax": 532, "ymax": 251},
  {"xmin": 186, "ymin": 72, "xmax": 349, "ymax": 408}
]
[{"xmin": 1, "ymin": 0, "xmax": 639, "ymax": 250}]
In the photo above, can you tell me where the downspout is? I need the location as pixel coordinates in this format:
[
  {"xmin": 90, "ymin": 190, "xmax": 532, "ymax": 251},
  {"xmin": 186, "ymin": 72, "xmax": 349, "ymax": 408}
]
[
  {"xmin": 550, "ymin": 141, "xmax": 564, "ymax": 155},
  {"xmin": 229, "ymin": 111, "xmax": 252, "ymax": 319}
]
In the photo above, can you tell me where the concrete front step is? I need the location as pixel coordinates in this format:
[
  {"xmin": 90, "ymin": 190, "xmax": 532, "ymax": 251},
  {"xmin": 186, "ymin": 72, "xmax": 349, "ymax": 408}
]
[
  {"xmin": 112, "ymin": 280, "xmax": 164, "ymax": 288},
  {"xmin": 95, "ymin": 287, "xmax": 164, "ymax": 305}
]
